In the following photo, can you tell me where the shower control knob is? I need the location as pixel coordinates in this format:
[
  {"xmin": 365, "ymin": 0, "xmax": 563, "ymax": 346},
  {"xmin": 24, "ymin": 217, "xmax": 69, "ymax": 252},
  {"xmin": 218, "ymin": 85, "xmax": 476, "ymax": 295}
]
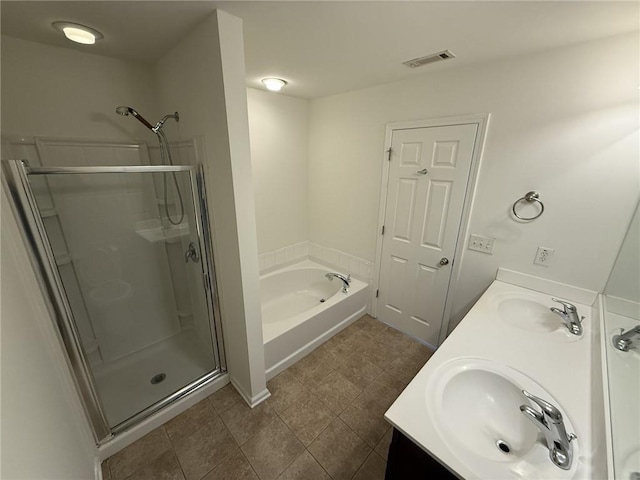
[{"xmin": 439, "ymin": 257, "xmax": 450, "ymax": 266}]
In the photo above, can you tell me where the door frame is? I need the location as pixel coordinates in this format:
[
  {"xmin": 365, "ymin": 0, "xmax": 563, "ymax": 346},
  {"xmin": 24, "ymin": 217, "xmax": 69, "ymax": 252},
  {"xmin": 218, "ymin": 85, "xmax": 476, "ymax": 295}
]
[{"xmin": 371, "ymin": 114, "xmax": 490, "ymax": 347}]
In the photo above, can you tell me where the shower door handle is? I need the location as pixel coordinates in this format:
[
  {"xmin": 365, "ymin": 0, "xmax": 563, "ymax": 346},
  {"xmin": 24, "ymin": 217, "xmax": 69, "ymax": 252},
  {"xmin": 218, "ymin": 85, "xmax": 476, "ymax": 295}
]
[{"xmin": 185, "ymin": 242, "xmax": 200, "ymax": 263}]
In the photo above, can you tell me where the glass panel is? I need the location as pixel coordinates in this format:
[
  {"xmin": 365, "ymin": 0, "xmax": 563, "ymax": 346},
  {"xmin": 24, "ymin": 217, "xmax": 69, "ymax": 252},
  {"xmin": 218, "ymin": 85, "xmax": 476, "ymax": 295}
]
[
  {"xmin": 604, "ymin": 200, "xmax": 640, "ymax": 479},
  {"xmin": 31, "ymin": 169, "xmax": 218, "ymax": 428}
]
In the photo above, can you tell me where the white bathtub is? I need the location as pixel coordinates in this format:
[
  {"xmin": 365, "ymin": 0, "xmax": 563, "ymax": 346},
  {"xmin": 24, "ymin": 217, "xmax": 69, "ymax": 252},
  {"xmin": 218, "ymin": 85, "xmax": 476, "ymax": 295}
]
[{"xmin": 261, "ymin": 260, "xmax": 369, "ymax": 379}]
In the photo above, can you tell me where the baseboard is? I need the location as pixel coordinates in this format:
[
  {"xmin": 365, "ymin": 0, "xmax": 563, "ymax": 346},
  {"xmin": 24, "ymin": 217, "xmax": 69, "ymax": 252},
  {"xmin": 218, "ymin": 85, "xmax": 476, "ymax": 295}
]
[
  {"xmin": 95, "ymin": 456, "xmax": 103, "ymax": 480},
  {"xmin": 230, "ymin": 377, "xmax": 271, "ymax": 408}
]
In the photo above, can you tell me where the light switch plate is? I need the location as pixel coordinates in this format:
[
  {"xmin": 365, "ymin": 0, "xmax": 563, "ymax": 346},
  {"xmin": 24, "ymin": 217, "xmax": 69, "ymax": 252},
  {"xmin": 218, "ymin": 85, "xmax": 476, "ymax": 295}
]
[{"xmin": 469, "ymin": 234, "xmax": 495, "ymax": 254}]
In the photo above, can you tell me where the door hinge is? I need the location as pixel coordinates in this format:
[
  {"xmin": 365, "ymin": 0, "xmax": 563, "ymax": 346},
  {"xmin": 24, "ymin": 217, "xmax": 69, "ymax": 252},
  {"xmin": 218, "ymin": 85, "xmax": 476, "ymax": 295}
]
[
  {"xmin": 376, "ymin": 289, "xmax": 379, "ymax": 298},
  {"xmin": 381, "ymin": 225, "xmax": 385, "ymax": 235},
  {"xmin": 386, "ymin": 148, "xmax": 392, "ymax": 161}
]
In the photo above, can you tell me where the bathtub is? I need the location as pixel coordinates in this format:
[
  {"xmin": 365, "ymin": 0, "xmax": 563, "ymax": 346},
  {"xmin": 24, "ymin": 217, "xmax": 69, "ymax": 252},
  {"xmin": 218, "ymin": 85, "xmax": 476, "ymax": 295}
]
[{"xmin": 261, "ymin": 260, "xmax": 369, "ymax": 379}]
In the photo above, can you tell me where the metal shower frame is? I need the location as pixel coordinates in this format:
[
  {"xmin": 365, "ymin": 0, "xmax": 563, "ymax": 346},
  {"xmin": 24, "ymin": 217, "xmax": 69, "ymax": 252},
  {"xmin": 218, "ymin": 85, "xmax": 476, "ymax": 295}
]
[{"xmin": 2, "ymin": 160, "xmax": 226, "ymax": 444}]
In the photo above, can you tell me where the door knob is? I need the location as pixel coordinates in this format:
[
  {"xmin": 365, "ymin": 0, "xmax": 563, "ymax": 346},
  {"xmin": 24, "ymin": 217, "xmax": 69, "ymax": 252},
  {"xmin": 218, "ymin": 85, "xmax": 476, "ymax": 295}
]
[
  {"xmin": 416, "ymin": 168, "xmax": 429, "ymax": 175},
  {"xmin": 439, "ymin": 257, "xmax": 449, "ymax": 266}
]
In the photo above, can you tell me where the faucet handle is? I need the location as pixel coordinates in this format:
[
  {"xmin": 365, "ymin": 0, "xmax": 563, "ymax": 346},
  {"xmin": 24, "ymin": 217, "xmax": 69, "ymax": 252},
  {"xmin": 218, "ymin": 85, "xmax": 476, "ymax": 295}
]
[
  {"xmin": 522, "ymin": 390, "xmax": 563, "ymax": 423},
  {"xmin": 552, "ymin": 298, "xmax": 576, "ymax": 313}
]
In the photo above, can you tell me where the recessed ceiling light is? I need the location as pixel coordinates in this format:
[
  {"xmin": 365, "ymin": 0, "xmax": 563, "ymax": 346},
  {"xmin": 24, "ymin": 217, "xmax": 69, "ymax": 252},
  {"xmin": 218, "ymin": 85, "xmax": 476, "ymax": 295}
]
[
  {"xmin": 52, "ymin": 22, "xmax": 103, "ymax": 45},
  {"xmin": 261, "ymin": 78, "xmax": 287, "ymax": 92}
]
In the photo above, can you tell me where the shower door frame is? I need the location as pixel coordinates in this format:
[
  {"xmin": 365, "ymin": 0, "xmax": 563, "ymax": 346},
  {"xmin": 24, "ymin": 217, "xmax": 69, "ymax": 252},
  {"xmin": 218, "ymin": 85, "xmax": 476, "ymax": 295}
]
[{"xmin": 2, "ymin": 160, "xmax": 226, "ymax": 444}]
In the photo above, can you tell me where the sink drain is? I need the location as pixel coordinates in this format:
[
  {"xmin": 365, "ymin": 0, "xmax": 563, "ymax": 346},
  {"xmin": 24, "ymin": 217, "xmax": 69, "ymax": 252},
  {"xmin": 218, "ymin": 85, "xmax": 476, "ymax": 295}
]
[
  {"xmin": 150, "ymin": 373, "xmax": 166, "ymax": 385},
  {"xmin": 319, "ymin": 298, "xmax": 326, "ymax": 303},
  {"xmin": 496, "ymin": 440, "xmax": 511, "ymax": 454}
]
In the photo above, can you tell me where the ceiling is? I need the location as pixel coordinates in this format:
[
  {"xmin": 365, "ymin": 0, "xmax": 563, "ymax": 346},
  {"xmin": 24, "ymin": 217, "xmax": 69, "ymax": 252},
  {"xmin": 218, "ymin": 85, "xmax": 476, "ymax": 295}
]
[{"xmin": 1, "ymin": 1, "xmax": 638, "ymax": 99}]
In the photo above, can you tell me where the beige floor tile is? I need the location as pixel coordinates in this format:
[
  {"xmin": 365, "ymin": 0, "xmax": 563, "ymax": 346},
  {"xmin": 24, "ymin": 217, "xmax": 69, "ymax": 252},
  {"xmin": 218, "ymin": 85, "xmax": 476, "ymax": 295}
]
[
  {"xmin": 278, "ymin": 392, "xmax": 336, "ymax": 446},
  {"xmin": 374, "ymin": 427, "xmax": 393, "ymax": 461},
  {"xmin": 219, "ymin": 399, "xmax": 278, "ymax": 446},
  {"xmin": 308, "ymin": 418, "xmax": 371, "ymax": 480},
  {"xmin": 201, "ymin": 450, "xmax": 258, "ymax": 480},
  {"xmin": 241, "ymin": 417, "xmax": 305, "ymax": 480},
  {"xmin": 384, "ymin": 354, "xmax": 428, "ymax": 386},
  {"xmin": 266, "ymin": 370, "xmax": 311, "ymax": 414},
  {"xmin": 108, "ymin": 427, "xmax": 172, "ymax": 480},
  {"xmin": 123, "ymin": 450, "xmax": 184, "ymax": 480},
  {"xmin": 360, "ymin": 372, "xmax": 404, "ymax": 410},
  {"xmin": 164, "ymin": 400, "xmax": 217, "ymax": 442},
  {"xmin": 352, "ymin": 452, "xmax": 387, "ymax": 480},
  {"xmin": 354, "ymin": 336, "xmax": 400, "ymax": 370},
  {"xmin": 336, "ymin": 352, "xmax": 383, "ymax": 390},
  {"xmin": 339, "ymin": 394, "xmax": 390, "ymax": 448},
  {"xmin": 353, "ymin": 315, "xmax": 387, "ymax": 336},
  {"xmin": 276, "ymin": 451, "xmax": 330, "ymax": 480},
  {"xmin": 288, "ymin": 350, "xmax": 334, "ymax": 387},
  {"xmin": 208, "ymin": 383, "xmax": 243, "ymax": 413},
  {"xmin": 171, "ymin": 416, "xmax": 239, "ymax": 480},
  {"xmin": 312, "ymin": 341, "xmax": 351, "ymax": 365},
  {"xmin": 101, "ymin": 461, "xmax": 111, "ymax": 480},
  {"xmin": 307, "ymin": 370, "xmax": 361, "ymax": 415}
]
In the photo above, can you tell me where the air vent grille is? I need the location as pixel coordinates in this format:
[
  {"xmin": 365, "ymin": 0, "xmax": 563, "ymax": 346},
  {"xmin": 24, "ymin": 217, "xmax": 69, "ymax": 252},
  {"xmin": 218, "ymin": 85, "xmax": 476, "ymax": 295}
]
[{"xmin": 403, "ymin": 50, "xmax": 456, "ymax": 69}]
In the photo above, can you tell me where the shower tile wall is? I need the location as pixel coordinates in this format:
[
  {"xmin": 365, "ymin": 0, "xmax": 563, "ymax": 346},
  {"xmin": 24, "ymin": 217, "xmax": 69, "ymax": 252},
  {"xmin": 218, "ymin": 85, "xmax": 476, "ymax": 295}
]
[{"xmin": 258, "ymin": 241, "xmax": 374, "ymax": 283}]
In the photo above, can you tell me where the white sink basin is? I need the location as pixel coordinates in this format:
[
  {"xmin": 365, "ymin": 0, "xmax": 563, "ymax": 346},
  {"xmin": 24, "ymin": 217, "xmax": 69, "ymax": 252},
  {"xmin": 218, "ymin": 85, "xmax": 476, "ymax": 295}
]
[
  {"xmin": 492, "ymin": 294, "xmax": 582, "ymax": 343},
  {"xmin": 426, "ymin": 358, "xmax": 579, "ymax": 479}
]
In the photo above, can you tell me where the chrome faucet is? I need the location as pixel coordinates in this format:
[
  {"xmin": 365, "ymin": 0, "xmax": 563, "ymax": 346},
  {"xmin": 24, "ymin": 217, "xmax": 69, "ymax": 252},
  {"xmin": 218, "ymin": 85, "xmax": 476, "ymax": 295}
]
[
  {"xmin": 550, "ymin": 299, "xmax": 583, "ymax": 335},
  {"xmin": 520, "ymin": 390, "xmax": 577, "ymax": 471},
  {"xmin": 612, "ymin": 325, "xmax": 640, "ymax": 352},
  {"xmin": 325, "ymin": 272, "xmax": 351, "ymax": 293}
]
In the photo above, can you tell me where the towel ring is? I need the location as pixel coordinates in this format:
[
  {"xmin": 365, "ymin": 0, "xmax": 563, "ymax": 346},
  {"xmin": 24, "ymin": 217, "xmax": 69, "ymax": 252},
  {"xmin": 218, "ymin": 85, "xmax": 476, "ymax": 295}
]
[{"xmin": 512, "ymin": 191, "xmax": 544, "ymax": 221}]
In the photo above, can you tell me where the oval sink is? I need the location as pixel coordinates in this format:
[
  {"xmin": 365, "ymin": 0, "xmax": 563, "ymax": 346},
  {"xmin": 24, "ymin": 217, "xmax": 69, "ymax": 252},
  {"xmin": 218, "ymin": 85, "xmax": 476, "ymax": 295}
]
[
  {"xmin": 491, "ymin": 294, "xmax": 583, "ymax": 343},
  {"xmin": 426, "ymin": 358, "xmax": 579, "ymax": 479}
]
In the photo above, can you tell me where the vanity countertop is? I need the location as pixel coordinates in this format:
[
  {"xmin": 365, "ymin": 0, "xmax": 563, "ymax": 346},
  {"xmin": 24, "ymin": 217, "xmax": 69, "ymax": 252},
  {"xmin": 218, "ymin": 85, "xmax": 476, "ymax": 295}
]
[{"xmin": 384, "ymin": 279, "xmax": 597, "ymax": 479}]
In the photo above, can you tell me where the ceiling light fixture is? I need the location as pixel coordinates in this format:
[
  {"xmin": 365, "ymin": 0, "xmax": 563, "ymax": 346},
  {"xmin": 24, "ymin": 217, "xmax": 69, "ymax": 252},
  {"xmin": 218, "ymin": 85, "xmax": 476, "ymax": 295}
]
[
  {"xmin": 52, "ymin": 21, "xmax": 103, "ymax": 45},
  {"xmin": 261, "ymin": 78, "xmax": 287, "ymax": 92}
]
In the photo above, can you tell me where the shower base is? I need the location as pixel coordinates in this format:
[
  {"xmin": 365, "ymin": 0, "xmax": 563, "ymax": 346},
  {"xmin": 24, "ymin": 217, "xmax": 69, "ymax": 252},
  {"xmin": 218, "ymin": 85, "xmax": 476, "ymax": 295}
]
[{"xmin": 92, "ymin": 329, "xmax": 216, "ymax": 427}]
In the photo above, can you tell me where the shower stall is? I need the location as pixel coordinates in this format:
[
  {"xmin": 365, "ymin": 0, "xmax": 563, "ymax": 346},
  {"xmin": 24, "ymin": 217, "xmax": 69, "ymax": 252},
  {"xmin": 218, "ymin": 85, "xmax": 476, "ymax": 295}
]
[{"xmin": 3, "ymin": 157, "xmax": 225, "ymax": 443}]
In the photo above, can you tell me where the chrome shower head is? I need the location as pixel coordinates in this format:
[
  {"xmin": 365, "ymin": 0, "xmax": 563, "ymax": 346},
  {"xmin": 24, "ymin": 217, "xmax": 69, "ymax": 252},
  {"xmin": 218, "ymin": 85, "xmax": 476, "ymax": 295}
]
[
  {"xmin": 115, "ymin": 106, "xmax": 133, "ymax": 116},
  {"xmin": 115, "ymin": 105, "xmax": 154, "ymax": 131}
]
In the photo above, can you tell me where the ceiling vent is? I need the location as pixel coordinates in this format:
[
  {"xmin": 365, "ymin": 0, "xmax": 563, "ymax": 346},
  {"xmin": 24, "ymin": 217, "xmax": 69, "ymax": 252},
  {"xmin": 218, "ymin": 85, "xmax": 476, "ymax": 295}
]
[{"xmin": 403, "ymin": 50, "xmax": 456, "ymax": 69}]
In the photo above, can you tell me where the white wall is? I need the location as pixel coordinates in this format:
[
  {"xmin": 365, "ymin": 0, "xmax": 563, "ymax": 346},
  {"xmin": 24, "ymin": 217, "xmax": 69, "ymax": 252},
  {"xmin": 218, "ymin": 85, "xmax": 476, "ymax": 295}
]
[
  {"xmin": 307, "ymin": 33, "xmax": 639, "ymax": 330},
  {"xmin": 0, "ymin": 35, "xmax": 158, "ymax": 141},
  {"xmin": 247, "ymin": 88, "xmax": 309, "ymax": 253},
  {"xmin": 155, "ymin": 10, "xmax": 267, "ymax": 403},
  {"xmin": 1, "ymin": 186, "xmax": 97, "ymax": 479}
]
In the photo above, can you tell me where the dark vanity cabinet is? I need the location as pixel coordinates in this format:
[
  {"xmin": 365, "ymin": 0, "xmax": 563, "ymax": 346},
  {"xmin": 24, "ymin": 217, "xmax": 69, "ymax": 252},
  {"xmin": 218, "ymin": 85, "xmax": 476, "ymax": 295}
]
[{"xmin": 385, "ymin": 428, "xmax": 460, "ymax": 480}]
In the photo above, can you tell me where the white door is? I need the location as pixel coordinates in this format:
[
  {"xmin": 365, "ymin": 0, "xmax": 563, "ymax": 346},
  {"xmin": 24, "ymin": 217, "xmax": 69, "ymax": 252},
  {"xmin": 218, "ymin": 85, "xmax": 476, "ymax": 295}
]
[{"xmin": 377, "ymin": 123, "xmax": 477, "ymax": 346}]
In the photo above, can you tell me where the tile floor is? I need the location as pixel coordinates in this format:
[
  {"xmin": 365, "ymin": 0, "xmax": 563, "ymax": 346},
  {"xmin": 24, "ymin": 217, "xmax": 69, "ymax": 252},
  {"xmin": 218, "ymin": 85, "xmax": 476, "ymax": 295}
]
[{"xmin": 101, "ymin": 315, "xmax": 434, "ymax": 480}]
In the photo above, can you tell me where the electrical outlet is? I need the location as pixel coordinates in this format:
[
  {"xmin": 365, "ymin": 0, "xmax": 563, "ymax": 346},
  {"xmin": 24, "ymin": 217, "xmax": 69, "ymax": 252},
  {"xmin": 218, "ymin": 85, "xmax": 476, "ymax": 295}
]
[
  {"xmin": 469, "ymin": 234, "xmax": 495, "ymax": 254},
  {"xmin": 534, "ymin": 246, "xmax": 555, "ymax": 266}
]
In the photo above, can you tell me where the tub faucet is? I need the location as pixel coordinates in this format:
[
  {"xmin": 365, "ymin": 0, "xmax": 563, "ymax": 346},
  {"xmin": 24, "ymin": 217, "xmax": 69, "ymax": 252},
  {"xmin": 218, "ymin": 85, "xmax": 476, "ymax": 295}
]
[
  {"xmin": 520, "ymin": 390, "xmax": 577, "ymax": 471},
  {"xmin": 325, "ymin": 272, "xmax": 351, "ymax": 293},
  {"xmin": 612, "ymin": 325, "xmax": 640, "ymax": 352},
  {"xmin": 550, "ymin": 299, "xmax": 583, "ymax": 335}
]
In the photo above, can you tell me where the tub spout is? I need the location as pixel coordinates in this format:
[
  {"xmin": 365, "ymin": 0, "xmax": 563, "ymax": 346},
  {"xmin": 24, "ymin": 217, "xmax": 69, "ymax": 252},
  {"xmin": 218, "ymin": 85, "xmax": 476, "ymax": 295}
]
[{"xmin": 325, "ymin": 272, "xmax": 351, "ymax": 293}]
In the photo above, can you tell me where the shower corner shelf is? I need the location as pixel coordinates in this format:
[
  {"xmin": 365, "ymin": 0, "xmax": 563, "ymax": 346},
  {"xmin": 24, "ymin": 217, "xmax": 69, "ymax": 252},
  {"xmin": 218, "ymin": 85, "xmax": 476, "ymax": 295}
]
[{"xmin": 134, "ymin": 219, "xmax": 189, "ymax": 244}]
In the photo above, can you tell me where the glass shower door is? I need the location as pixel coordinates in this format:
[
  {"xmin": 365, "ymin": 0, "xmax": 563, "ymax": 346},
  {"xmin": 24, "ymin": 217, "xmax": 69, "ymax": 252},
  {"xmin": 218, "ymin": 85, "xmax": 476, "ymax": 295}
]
[{"xmin": 4, "ymin": 161, "xmax": 224, "ymax": 438}]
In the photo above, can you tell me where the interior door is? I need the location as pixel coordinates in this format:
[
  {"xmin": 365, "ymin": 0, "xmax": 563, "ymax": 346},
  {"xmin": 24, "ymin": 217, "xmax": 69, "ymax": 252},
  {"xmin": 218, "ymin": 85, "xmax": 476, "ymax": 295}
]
[{"xmin": 377, "ymin": 123, "xmax": 477, "ymax": 346}]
